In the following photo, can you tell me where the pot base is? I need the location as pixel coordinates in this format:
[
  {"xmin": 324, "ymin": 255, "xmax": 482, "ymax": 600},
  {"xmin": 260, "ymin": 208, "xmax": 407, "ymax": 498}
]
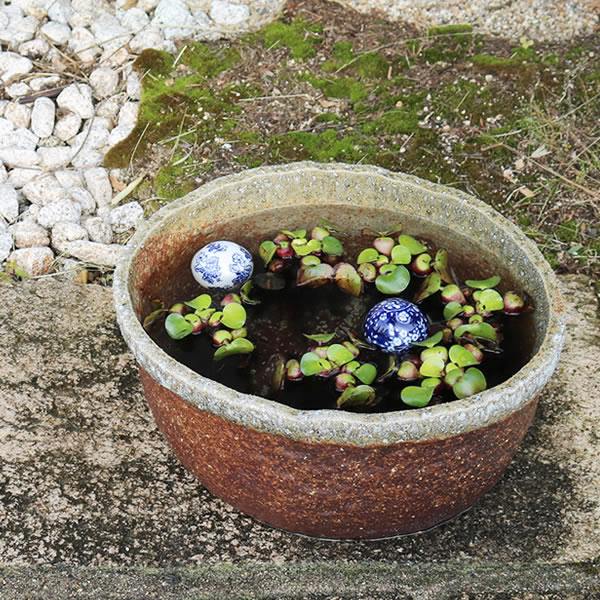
[{"xmin": 139, "ymin": 366, "xmax": 537, "ymax": 539}]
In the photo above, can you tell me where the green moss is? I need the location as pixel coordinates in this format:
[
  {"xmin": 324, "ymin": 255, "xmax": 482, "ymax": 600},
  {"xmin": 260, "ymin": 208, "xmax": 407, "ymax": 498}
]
[
  {"xmin": 262, "ymin": 18, "xmax": 323, "ymax": 59},
  {"xmin": 316, "ymin": 112, "xmax": 341, "ymax": 123},
  {"xmin": 302, "ymin": 73, "xmax": 369, "ymax": 104},
  {"xmin": 180, "ymin": 43, "xmax": 241, "ymax": 77},
  {"xmin": 362, "ymin": 109, "xmax": 419, "ymax": 135},
  {"xmin": 154, "ymin": 159, "xmax": 197, "ymax": 200},
  {"xmin": 420, "ymin": 24, "xmax": 479, "ymax": 64},
  {"xmin": 555, "ymin": 220, "xmax": 578, "ymax": 243},
  {"xmin": 321, "ymin": 41, "xmax": 389, "ymax": 79},
  {"xmin": 333, "ymin": 41, "xmax": 354, "ymax": 62},
  {"xmin": 427, "ymin": 24, "xmax": 474, "ymax": 38},
  {"xmin": 132, "ymin": 48, "xmax": 173, "ymax": 76}
]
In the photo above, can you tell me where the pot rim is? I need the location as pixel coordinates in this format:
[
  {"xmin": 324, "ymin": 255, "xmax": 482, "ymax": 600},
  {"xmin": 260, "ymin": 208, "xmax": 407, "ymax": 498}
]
[{"xmin": 113, "ymin": 162, "xmax": 565, "ymax": 446}]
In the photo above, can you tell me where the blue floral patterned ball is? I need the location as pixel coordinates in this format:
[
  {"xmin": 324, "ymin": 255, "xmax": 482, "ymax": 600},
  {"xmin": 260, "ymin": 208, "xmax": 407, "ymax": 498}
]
[
  {"xmin": 191, "ymin": 240, "xmax": 253, "ymax": 290},
  {"xmin": 363, "ymin": 298, "xmax": 429, "ymax": 354}
]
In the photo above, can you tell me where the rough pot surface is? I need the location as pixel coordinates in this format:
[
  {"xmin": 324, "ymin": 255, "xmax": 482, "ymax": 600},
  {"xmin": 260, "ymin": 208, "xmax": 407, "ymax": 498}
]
[{"xmin": 113, "ymin": 162, "xmax": 565, "ymax": 538}]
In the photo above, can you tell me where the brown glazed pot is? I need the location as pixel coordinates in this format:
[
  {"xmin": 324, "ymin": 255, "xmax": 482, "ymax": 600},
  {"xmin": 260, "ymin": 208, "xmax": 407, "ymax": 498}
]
[{"xmin": 113, "ymin": 162, "xmax": 565, "ymax": 539}]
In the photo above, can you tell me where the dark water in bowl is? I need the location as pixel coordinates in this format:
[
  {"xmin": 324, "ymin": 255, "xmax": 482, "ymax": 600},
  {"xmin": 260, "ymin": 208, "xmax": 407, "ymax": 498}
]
[{"xmin": 146, "ymin": 224, "xmax": 535, "ymax": 413}]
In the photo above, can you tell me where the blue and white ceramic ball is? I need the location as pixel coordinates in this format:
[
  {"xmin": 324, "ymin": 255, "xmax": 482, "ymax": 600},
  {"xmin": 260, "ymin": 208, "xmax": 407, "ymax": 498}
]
[
  {"xmin": 191, "ymin": 240, "xmax": 253, "ymax": 290},
  {"xmin": 363, "ymin": 298, "xmax": 429, "ymax": 354}
]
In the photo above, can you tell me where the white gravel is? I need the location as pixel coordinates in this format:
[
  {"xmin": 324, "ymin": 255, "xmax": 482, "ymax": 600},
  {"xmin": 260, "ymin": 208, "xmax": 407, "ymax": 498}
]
[{"xmin": 0, "ymin": 0, "xmax": 597, "ymax": 276}]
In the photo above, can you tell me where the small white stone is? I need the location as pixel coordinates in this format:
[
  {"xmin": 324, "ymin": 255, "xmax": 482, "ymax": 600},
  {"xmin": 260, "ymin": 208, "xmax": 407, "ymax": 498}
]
[
  {"xmin": 56, "ymin": 83, "xmax": 95, "ymax": 119},
  {"xmin": 129, "ymin": 28, "xmax": 165, "ymax": 53},
  {"xmin": 31, "ymin": 97, "xmax": 56, "ymax": 139},
  {"xmin": 109, "ymin": 201, "xmax": 144, "ymax": 233},
  {"xmin": 40, "ymin": 21, "xmax": 72, "ymax": 45},
  {"xmin": 0, "ymin": 147, "xmax": 40, "ymax": 168},
  {"xmin": 139, "ymin": 0, "xmax": 160, "ymax": 12},
  {"xmin": 37, "ymin": 198, "xmax": 82, "ymax": 229},
  {"xmin": 6, "ymin": 82, "xmax": 32, "ymax": 99},
  {"xmin": 108, "ymin": 123, "xmax": 134, "ymax": 146},
  {"xmin": 83, "ymin": 216, "xmax": 113, "ymax": 244},
  {"xmin": 70, "ymin": 149, "xmax": 103, "ymax": 169},
  {"xmin": 66, "ymin": 186, "xmax": 96, "ymax": 215},
  {"xmin": 99, "ymin": 46, "xmax": 130, "ymax": 68},
  {"xmin": 0, "ymin": 230, "xmax": 14, "ymax": 262},
  {"xmin": 83, "ymin": 167, "xmax": 113, "ymax": 207},
  {"xmin": 67, "ymin": 26, "xmax": 101, "ymax": 62},
  {"xmin": 120, "ymin": 7, "xmax": 150, "ymax": 31},
  {"xmin": 9, "ymin": 219, "xmax": 50, "ymax": 248},
  {"xmin": 68, "ymin": 0, "xmax": 101, "ymax": 27},
  {"xmin": 3, "ymin": 102, "xmax": 31, "ymax": 129},
  {"xmin": 53, "ymin": 111, "xmax": 82, "ymax": 141},
  {"xmin": 0, "ymin": 184, "xmax": 19, "ymax": 222},
  {"xmin": 7, "ymin": 246, "xmax": 54, "ymax": 276},
  {"xmin": 0, "ymin": 127, "xmax": 39, "ymax": 150},
  {"xmin": 2, "ymin": 15, "xmax": 39, "ymax": 48},
  {"xmin": 51, "ymin": 220, "xmax": 89, "ymax": 253},
  {"xmin": 89, "ymin": 67, "xmax": 120, "ymax": 98},
  {"xmin": 210, "ymin": 0, "xmax": 249, "ymax": 26},
  {"xmin": 96, "ymin": 96, "xmax": 122, "ymax": 122},
  {"xmin": 0, "ymin": 162, "xmax": 7, "ymax": 184},
  {"xmin": 37, "ymin": 146, "xmax": 75, "ymax": 170},
  {"xmin": 90, "ymin": 13, "xmax": 131, "ymax": 50},
  {"xmin": 7, "ymin": 167, "xmax": 41, "ymax": 189},
  {"xmin": 63, "ymin": 239, "xmax": 123, "ymax": 267},
  {"xmin": 29, "ymin": 75, "xmax": 62, "ymax": 91},
  {"xmin": 118, "ymin": 101, "xmax": 139, "ymax": 127},
  {"xmin": 18, "ymin": 37, "xmax": 50, "ymax": 59},
  {"xmin": 54, "ymin": 170, "xmax": 83, "ymax": 188},
  {"xmin": 126, "ymin": 72, "xmax": 142, "ymax": 100},
  {"xmin": 152, "ymin": 0, "xmax": 195, "ymax": 39},
  {"xmin": 22, "ymin": 174, "xmax": 67, "ymax": 206},
  {"xmin": 0, "ymin": 52, "xmax": 34, "ymax": 83},
  {"xmin": 48, "ymin": 0, "xmax": 74, "ymax": 25},
  {"xmin": 0, "ymin": 118, "xmax": 15, "ymax": 136}
]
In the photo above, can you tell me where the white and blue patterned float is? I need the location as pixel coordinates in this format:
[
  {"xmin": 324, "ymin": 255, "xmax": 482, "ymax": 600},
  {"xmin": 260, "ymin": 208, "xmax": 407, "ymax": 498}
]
[
  {"xmin": 191, "ymin": 240, "xmax": 253, "ymax": 290},
  {"xmin": 363, "ymin": 298, "xmax": 429, "ymax": 353}
]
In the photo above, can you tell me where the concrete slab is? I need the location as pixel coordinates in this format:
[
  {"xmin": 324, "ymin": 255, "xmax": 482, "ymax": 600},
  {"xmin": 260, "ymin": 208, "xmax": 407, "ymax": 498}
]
[{"xmin": 0, "ymin": 275, "xmax": 598, "ymax": 598}]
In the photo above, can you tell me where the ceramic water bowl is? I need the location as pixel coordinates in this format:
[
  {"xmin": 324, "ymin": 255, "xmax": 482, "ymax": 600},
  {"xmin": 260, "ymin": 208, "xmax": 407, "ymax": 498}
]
[{"xmin": 113, "ymin": 162, "xmax": 565, "ymax": 539}]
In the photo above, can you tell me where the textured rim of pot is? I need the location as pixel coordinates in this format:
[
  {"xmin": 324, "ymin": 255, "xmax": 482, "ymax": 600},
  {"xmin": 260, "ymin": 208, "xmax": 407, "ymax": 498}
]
[{"xmin": 113, "ymin": 162, "xmax": 565, "ymax": 446}]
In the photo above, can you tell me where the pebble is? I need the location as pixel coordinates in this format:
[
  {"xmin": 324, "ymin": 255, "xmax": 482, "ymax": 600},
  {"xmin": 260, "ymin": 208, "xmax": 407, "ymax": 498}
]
[
  {"xmin": 7, "ymin": 167, "xmax": 41, "ymax": 189},
  {"xmin": 31, "ymin": 97, "xmax": 56, "ymax": 139},
  {"xmin": 0, "ymin": 184, "xmax": 19, "ymax": 222},
  {"xmin": 0, "ymin": 229, "xmax": 14, "ymax": 262},
  {"xmin": 109, "ymin": 201, "xmax": 144, "ymax": 233},
  {"xmin": 37, "ymin": 146, "xmax": 75, "ymax": 170},
  {"xmin": 0, "ymin": 127, "xmax": 39, "ymax": 151},
  {"xmin": 210, "ymin": 0, "xmax": 250, "ymax": 26},
  {"xmin": 67, "ymin": 186, "xmax": 96, "ymax": 215},
  {"xmin": 63, "ymin": 239, "xmax": 123, "ymax": 267},
  {"xmin": 83, "ymin": 168, "xmax": 113, "ymax": 207},
  {"xmin": 67, "ymin": 26, "xmax": 101, "ymax": 62},
  {"xmin": 54, "ymin": 112, "xmax": 82, "ymax": 142},
  {"xmin": 0, "ymin": 163, "xmax": 7, "ymax": 184},
  {"xmin": 0, "ymin": 52, "xmax": 33, "ymax": 83},
  {"xmin": 51, "ymin": 221, "xmax": 89, "ymax": 253},
  {"xmin": 56, "ymin": 83, "xmax": 95, "ymax": 120},
  {"xmin": 0, "ymin": 148, "xmax": 40, "ymax": 169},
  {"xmin": 18, "ymin": 38, "xmax": 50, "ymax": 59},
  {"xmin": 89, "ymin": 67, "xmax": 120, "ymax": 98},
  {"xmin": 83, "ymin": 216, "xmax": 113, "ymax": 244},
  {"xmin": 6, "ymin": 82, "xmax": 32, "ymax": 99},
  {"xmin": 3, "ymin": 102, "xmax": 31, "ymax": 129},
  {"xmin": 10, "ymin": 219, "xmax": 51, "ymax": 248},
  {"xmin": 37, "ymin": 198, "xmax": 82, "ymax": 229},
  {"xmin": 7, "ymin": 246, "xmax": 54, "ymax": 276},
  {"xmin": 40, "ymin": 21, "xmax": 72, "ymax": 45}
]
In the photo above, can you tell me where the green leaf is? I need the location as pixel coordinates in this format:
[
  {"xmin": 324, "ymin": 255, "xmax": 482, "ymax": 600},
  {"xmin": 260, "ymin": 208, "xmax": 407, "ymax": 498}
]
[
  {"xmin": 478, "ymin": 288, "xmax": 504, "ymax": 312},
  {"xmin": 318, "ymin": 217, "xmax": 347, "ymax": 235},
  {"xmin": 465, "ymin": 275, "xmax": 501, "ymax": 289},
  {"xmin": 449, "ymin": 344, "xmax": 480, "ymax": 367},
  {"xmin": 259, "ymin": 240, "xmax": 277, "ymax": 265},
  {"xmin": 334, "ymin": 263, "xmax": 363, "ymax": 297},
  {"xmin": 375, "ymin": 265, "xmax": 410, "ymax": 294},
  {"xmin": 321, "ymin": 235, "xmax": 344, "ymax": 256},
  {"xmin": 281, "ymin": 228, "xmax": 307, "ymax": 239},
  {"xmin": 184, "ymin": 293, "xmax": 212, "ymax": 311},
  {"xmin": 455, "ymin": 322, "xmax": 497, "ymax": 342},
  {"xmin": 303, "ymin": 332, "xmax": 336, "ymax": 343},
  {"xmin": 452, "ymin": 367, "xmax": 487, "ymax": 399},
  {"xmin": 301, "ymin": 255, "xmax": 321, "ymax": 266},
  {"xmin": 165, "ymin": 313, "xmax": 194, "ymax": 339},
  {"xmin": 384, "ymin": 222, "xmax": 403, "ymax": 236},
  {"xmin": 296, "ymin": 263, "xmax": 334, "ymax": 287},
  {"xmin": 414, "ymin": 272, "xmax": 441, "ymax": 303},
  {"xmin": 300, "ymin": 352, "xmax": 332, "ymax": 376},
  {"xmin": 401, "ymin": 386, "xmax": 434, "ymax": 407},
  {"xmin": 357, "ymin": 248, "xmax": 379, "ymax": 264},
  {"xmin": 390, "ymin": 244, "xmax": 411, "ymax": 265},
  {"xmin": 419, "ymin": 356, "xmax": 445, "ymax": 378},
  {"xmin": 213, "ymin": 337, "xmax": 255, "ymax": 361},
  {"xmin": 355, "ymin": 363, "xmax": 377, "ymax": 385},
  {"xmin": 337, "ymin": 384, "xmax": 376, "ymax": 408},
  {"xmin": 240, "ymin": 280, "xmax": 261, "ymax": 305},
  {"xmin": 397, "ymin": 234, "xmax": 427, "ymax": 255},
  {"xmin": 143, "ymin": 308, "xmax": 166, "ymax": 328},
  {"xmin": 433, "ymin": 248, "xmax": 453, "ymax": 284},
  {"xmin": 411, "ymin": 330, "xmax": 442, "ymax": 348},
  {"xmin": 221, "ymin": 302, "xmax": 247, "ymax": 329},
  {"xmin": 421, "ymin": 377, "xmax": 441, "ymax": 389},
  {"xmin": 443, "ymin": 301, "xmax": 464, "ymax": 321},
  {"xmin": 293, "ymin": 238, "xmax": 322, "ymax": 256},
  {"xmin": 197, "ymin": 307, "xmax": 215, "ymax": 320},
  {"xmin": 420, "ymin": 346, "xmax": 448, "ymax": 363},
  {"xmin": 327, "ymin": 343, "xmax": 355, "ymax": 367}
]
